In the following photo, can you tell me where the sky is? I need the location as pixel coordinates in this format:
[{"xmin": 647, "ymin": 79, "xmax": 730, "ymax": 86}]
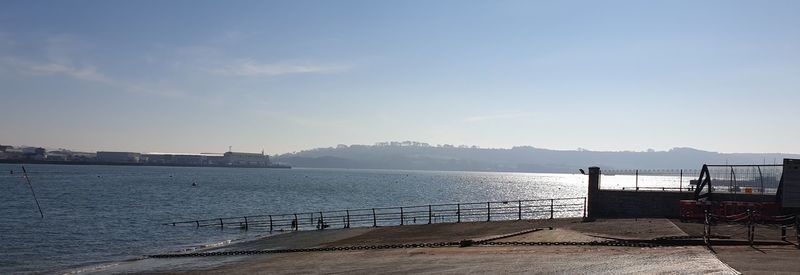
[{"xmin": 1, "ymin": 0, "xmax": 799, "ymax": 155}]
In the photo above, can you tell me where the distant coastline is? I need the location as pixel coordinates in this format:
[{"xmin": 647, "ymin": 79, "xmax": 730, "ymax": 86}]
[
  {"xmin": 0, "ymin": 159, "xmax": 291, "ymax": 169},
  {"xmin": 0, "ymin": 145, "xmax": 290, "ymax": 169}
]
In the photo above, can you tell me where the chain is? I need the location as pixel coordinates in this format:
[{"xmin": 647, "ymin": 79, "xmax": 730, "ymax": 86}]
[
  {"xmin": 147, "ymin": 239, "xmax": 674, "ymax": 259},
  {"xmin": 477, "ymin": 240, "xmax": 664, "ymax": 248},
  {"xmin": 148, "ymin": 242, "xmax": 459, "ymax": 258},
  {"xmin": 474, "ymin": 228, "xmax": 546, "ymax": 243}
]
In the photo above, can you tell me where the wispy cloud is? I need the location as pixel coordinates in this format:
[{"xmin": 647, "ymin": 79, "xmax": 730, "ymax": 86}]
[
  {"xmin": 1, "ymin": 56, "xmax": 188, "ymax": 99},
  {"xmin": 213, "ymin": 59, "xmax": 352, "ymax": 77},
  {"xmin": 27, "ymin": 62, "xmax": 111, "ymax": 83},
  {"xmin": 0, "ymin": 57, "xmax": 108, "ymax": 83},
  {"xmin": 464, "ymin": 111, "xmax": 533, "ymax": 123},
  {"xmin": 1, "ymin": 34, "xmax": 110, "ymax": 84}
]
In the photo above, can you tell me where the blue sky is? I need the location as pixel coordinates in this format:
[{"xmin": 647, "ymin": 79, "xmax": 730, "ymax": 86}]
[{"xmin": 1, "ymin": 1, "xmax": 798, "ymax": 154}]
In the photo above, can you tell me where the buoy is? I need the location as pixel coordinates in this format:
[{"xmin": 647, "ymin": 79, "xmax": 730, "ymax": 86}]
[{"xmin": 192, "ymin": 182, "xmax": 197, "ymax": 186}]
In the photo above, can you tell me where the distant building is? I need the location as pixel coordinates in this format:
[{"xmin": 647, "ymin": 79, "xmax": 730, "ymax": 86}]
[
  {"xmin": 206, "ymin": 155, "xmax": 227, "ymax": 165},
  {"xmin": 224, "ymin": 151, "xmax": 270, "ymax": 167},
  {"xmin": 45, "ymin": 152, "xmax": 69, "ymax": 161},
  {"xmin": 21, "ymin": 147, "xmax": 46, "ymax": 160},
  {"xmin": 0, "ymin": 145, "xmax": 10, "ymax": 159},
  {"xmin": 142, "ymin": 153, "xmax": 224, "ymax": 166},
  {"xmin": 69, "ymin": 152, "xmax": 96, "ymax": 161},
  {"xmin": 96, "ymin": 151, "xmax": 141, "ymax": 163}
]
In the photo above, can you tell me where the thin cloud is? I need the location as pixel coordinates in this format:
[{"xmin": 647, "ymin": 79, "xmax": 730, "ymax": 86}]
[
  {"xmin": 464, "ymin": 111, "xmax": 533, "ymax": 123},
  {"xmin": 0, "ymin": 57, "xmax": 110, "ymax": 83},
  {"xmin": 27, "ymin": 62, "xmax": 110, "ymax": 83},
  {"xmin": 214, "ymin": 60, "xmax": 352, "ymax": 77},
  {"xmin": 1, "ymin": 57, "xmax": 188, "ymax": 99}
]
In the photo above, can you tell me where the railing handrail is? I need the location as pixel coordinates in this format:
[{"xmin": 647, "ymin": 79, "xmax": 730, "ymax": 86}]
[
  {"xmin": 705, "ymin": 164, "xmax": 783, "ymax": 167},
  {"xmin": 164, "ymin": 196, "xmax": 586, "ymax": 226}
]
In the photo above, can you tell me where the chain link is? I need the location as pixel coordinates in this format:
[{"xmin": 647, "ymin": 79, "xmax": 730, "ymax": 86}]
[{"xmin": 148, "ymin": 239, "xmax": 673, "ymax": 258}]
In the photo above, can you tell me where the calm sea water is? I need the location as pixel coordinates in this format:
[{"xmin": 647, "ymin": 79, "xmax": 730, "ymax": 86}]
[{"xmin": 0, "ymin": 164, "xmax": 595, "ymax": 274}]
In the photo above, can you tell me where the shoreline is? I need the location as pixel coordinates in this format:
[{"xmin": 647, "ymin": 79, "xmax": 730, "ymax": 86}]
[
  {"xmin": 63, "ymin": 231, "xmax": 284, "ymax": 275},
  {"xmin": 0, "ymin": 159, "xmax": 291, "ymax": 169}
]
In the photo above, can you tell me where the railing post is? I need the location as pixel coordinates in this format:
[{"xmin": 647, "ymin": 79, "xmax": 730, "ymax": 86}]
[
  {"xmin": 244, "ymin": 216, "xmax": 248, "ymax": 230},
  {"xmin": 587, "ymin": 167, "xmax": 600, "ymax": 220},
  {"xmin": 781, "ymin": 226, "xmax": 787, "ymax": 242},
  {"xmin": 400, "ymin": 207, "xmax": 404, "ymax": 225},
  {"xmin": 319, "ymin": 211, "xmax": 324, "ymax": 230},
  {"xmin": 679, "ymin": 169, "xmax": 683, "ymax": 192},
  {"xmin": 635, "ymin": 169, "xmax": 639, "ymax": 191},
  {"xmin": 195, "ymin": 220, "xmax": 199, "ymax": 228},
  {"xmin": 795, "ymin": 216, "xmax": 799, "ymax": 249},
  {"xmin": 583, "ymin": 197, "xmax": 587, "ymax": 218},
  {"xmin": 457, "ymin": 203, "xmax": 461, "ymax": 223},
  {"xmin": 293, "ymin": 213, "xmax": 298, "ymax": 231},
  {"xmin": 346, "ymin": 210, "xmax": 350, "ymax": 228},
  {"xmin": 428, "ymin": 205, "xmax": 432, "ymax": 224},
  {"xmin": 373, "ymin": 208, "xmax": 377, "ymax": 227},
  {"xmin": 269, "ymin": 215, "xmax": 273, "ymax": 232},
  {"xmin": 703, "ymin": 210, "xmax": 708, "ymax": 245},
  {"xmin": 550, "ymin": 199, "xmax": 554, "ymax": 219},
  {"xmin": 219, "ymin": 218, "xmax": 223, "ymax": 229},
  {"xmin": 487, "ymin": 202, "xmax": 491, "ymax": 221},
  {"xmin": 518, "ymin": 200, "xmax": 522, "ymax": 220},
  {"xmin": 747, "ymin": 209, "xmax": 754, "ymax": 246}
]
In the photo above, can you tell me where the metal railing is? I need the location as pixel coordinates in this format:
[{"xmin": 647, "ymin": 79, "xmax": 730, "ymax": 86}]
[
  {"xmin": 602, "ymin": 165, "xmax": 784, "ymax": 197},
  {"xmin": 601, "ymin": 169, "xmax": 701, "ymax": 192},
  {"xmin": 697, "ymin": 165, "xmax": 783, "ymax": 197},
  {"xmin": 164, "ymin": 197, "xmax": 587, "ymax": 232}
]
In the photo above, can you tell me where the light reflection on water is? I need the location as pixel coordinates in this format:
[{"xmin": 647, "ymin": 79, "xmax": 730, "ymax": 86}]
[
  {"xmin": 0, "ymin": 164, "xmax": 586, "ymax": 274},
  {"xmin": 601, "ymin": 175, "xmax": 693, "ymax": 190}
]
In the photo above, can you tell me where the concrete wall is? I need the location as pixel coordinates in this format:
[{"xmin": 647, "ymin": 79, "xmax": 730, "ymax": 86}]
[
  {"xmin": 592, "ymin": 190, "xmax": 776, "ymax": 218},
  {"xmin": 592, "ymin": 190, "xmax": 692, "ymax": 218}
]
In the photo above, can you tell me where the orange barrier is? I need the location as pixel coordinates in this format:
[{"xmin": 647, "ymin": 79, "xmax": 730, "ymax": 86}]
[{"xmin": 680, "ymin": 200, "xmax": 715, "ymax": 221}]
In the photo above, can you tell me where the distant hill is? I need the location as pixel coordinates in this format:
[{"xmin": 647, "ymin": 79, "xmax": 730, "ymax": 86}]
[{"xmin": 275, "ymin": 142, "xmax": 800, "ymax": 173}]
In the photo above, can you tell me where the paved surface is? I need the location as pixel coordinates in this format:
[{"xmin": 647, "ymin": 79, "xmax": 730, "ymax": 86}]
[
  {"xmin": 672, "ymin": 219, "xmax": 800, "ymax": 274},
  {"xmin": 84, "ymin": 228, "xmax": 375, "ymax": 274},
  {"xmin": 205, "ymin": 246, "xmax": 737, "ymax": 274},
  {"xmin": 713, "ymin": 246, "xmax": 800, "ymax": 275},
  {"xmin": 84, "ymin": 218, "xmax": 800, "ymax": 274}
]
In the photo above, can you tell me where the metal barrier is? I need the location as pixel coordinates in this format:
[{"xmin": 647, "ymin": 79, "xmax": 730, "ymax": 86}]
[
  {"xmin": 601, "ymin": 169, "xmax": 700, "ymax": 192},
  {"xmin": 702, "ymin": 209, "xmax": 799, "ymax": 248},
  {"xmin": 695, "ymin": 164, "xmax": 783, "ymax": 199},
  {"xmin": 602, "ymin": 166, "xmax": 783, "ymax": 195},
  {"xmin": 164, "ymin": 197, "xmax": 587, "ymax": 232}
]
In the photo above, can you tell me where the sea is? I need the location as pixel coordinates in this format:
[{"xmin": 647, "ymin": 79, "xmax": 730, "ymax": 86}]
[{"xmin": 0, "ymin": 163, "xmax": 666, "ymax": 274}]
